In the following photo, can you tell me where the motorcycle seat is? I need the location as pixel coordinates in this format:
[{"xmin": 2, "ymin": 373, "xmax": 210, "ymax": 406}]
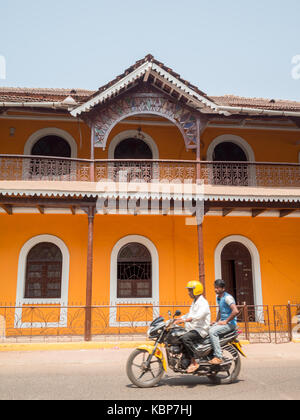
[{"xmin": 218, "ymin": 329, "xmax": 238, "ymax": 339}]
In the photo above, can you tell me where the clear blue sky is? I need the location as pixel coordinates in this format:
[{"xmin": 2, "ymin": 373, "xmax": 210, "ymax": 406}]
[{"xmin": 1, "ymin": 0, "xmax": 300, "ymax": 100}]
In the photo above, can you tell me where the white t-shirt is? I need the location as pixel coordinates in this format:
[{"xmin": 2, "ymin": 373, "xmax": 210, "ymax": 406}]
[{"xmin": 181, "ymin": 295, "xmax": 211, "ymax": 338}]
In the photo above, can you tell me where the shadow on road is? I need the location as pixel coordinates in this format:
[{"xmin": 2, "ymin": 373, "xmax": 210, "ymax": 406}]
[{"xmin": 126, "ymin": 373, "xmax": 244, "ymax": 389}]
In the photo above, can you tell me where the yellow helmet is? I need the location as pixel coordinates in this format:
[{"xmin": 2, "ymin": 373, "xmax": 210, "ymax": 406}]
[{"xmin": 186, "ymin": 281, "xmax": 204, "ymax": 296}]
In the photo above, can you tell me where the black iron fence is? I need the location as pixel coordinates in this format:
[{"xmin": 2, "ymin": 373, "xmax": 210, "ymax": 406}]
[{"xmin": 0, "ymin": 302, "xmax": 299, "ymax": 344}]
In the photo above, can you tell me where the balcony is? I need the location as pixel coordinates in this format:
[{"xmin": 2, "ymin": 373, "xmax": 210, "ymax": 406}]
[{"xmin": 0, "ymin": 155, "xmax": 300, "ymax": 188}]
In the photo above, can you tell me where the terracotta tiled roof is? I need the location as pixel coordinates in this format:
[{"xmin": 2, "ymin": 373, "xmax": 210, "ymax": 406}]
[
  {"xmin": 2, "ymin": 86, "xmax": 300, "ymax": 113},
  {"xmin": 0, "ymin": 87, "xmax": 94, "ymax": 104},
  {"xmin": 211, "ymin": 95, "xmax": 300, "ymax": 112},
  {"xmin": 88, "ymin": 54, "xmax": 214, "ymax": 103},
  {"xmin": 1, "ymin": 53, "xmax": 300, "ymax": 114}
]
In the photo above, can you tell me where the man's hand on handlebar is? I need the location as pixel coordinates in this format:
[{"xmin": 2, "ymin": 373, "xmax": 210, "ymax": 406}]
[
  {"xmin": 174, "ymin": 317, "xmax": 192, "ymax": 325},
  {"xmin": 173, "ymin": 318, "xmax": 184, "ymax": 325}
]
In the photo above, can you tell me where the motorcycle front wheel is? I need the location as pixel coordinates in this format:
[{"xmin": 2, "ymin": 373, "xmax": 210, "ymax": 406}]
[{"xmin": 126, "ymin": 349, "xmax": 165, "ymax": 388}]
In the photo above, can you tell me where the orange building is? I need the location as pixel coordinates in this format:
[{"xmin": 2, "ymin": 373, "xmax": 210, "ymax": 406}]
[{"xmin": 1, "ymin": 55, "xmax": 300, "ymax": 339}]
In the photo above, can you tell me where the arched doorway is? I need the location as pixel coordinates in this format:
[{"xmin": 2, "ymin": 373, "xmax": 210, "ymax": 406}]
[
  {"xmin": 212, "ymin": 141, "xmax": 249, "ymax": 186},
  {"xmin": 221, "ymin": 241, "xmax": 255, "ymax": 307},
  {"xmin": 207, "ymin": 135, "xmax": 255, "ymax": 186},
  {"xmin": 113, "ymin": 137, "xmax": 154, "ymax": 182},
  {"xmin": 30, "ymin": 135, "xmax": 72, "ymax": 178}
]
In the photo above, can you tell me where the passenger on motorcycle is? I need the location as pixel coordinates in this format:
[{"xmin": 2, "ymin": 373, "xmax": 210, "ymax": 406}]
[
  {"xmin": 209, "ymin": 279, "xmax": 240, "ymax": 365},
  {"xmin": 173, "ymin": 281, "xmax": 211, "ymax": 373}
]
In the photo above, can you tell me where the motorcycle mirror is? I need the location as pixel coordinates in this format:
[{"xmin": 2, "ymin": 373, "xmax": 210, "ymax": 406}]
[
  {"xmin": 168, "ymin": 311, "xmax": 172, "ymax": 318},
  {"xmin": 174, "ymin": 310, "xmax": 181, "ymax": 317}
]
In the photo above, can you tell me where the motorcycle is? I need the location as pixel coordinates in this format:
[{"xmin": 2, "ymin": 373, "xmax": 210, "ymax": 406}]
[{"xmin": 126, "ymin": 310, "xmax": 246, "ymax": 388}]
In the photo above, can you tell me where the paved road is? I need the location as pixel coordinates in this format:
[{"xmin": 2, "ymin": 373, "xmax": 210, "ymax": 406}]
[{"xmin": 0, "ymin": 343, "xmax": 299, "ymax": 400}]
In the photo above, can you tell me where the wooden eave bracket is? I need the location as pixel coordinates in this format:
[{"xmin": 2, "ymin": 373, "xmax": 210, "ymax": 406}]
[
  {"xmin": 0, "ymin": 204, "xmax": 12, "ymax": 215},
  {"xmin": 279, "ymin": 209, "xmax": 297, "ymax": 218},
  {"xmin": 36, "ymin": 205, "xmax": 45, "ymax": 214},
  {"xmin": 69, "ymin": 205, "xmax": 76, "ymax": 215},
  {"xmin": 222, "ymin": 208, "xmax": 234, "ymax": 217},
  {"xmin": 252, "ymin": 209, "xmax": 267, "ymax": 218}
]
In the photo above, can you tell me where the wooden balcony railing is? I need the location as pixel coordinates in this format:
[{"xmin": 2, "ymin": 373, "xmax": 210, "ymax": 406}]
[{"xmin": 1, "ymin": 154, "xmax": 300, "ymax": 188}]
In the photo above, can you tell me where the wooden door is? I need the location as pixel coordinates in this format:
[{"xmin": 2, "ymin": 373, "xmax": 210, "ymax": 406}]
[{"xmin": 221, "ymin": 242, "xmax": 254, "ymax": 306}]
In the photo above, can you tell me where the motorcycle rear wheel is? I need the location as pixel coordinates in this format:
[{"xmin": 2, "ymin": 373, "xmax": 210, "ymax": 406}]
[
  {"xmin": 126, "ymin": 349, "xmax": 165, "ymax": 388},
  {"xmin": 207, "ymin": 345, "xmax": 241, "ymax": 384}
]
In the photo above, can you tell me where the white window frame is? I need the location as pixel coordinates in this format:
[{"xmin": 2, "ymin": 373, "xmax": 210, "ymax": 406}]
[
  {"xmin": 109, "ymin": 235, "xmax": 159, "ymax": 327},
  {"xmin": 107, "ymin": 130, "xmax": 160, "ymax": 182},
  {"xmin": 24, "ymin": 127, "xmax": 78, "ymax": 158},
  {"xmin": 15, "ymin": 235, "xmax": 70, "ymax": 329},
  {"xmin": 206, "ymin": 134, "xmax": 256, "ymax": 186},
  {"xmin": 206, "ymin": 134, "xmax": 255, "ymax": 162},
  {"xmin": 23, "ymin": 128, "xmax": 78, "ymax": 181}
]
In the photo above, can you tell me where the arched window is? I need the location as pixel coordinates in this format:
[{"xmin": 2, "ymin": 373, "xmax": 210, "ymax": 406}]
[
  {"xmin": 25, "ymin": 242, "xmax": 63, "ymax": 299},
  {"xmin": 31, "ymin": 135, "xmax": 71, "ymax": 158},
  {"xmin": 212, "ymin": 142, "xmax": 247, "ymax": 162},
  {"xmin": 114, "ymin": 138, "xmax": 153, "ymax": 160},
  {"xmin": 117, "ymin": 242, "xmax": 152, "ymax": 298}
]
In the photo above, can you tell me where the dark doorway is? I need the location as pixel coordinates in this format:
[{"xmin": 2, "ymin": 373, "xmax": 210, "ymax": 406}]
[
  {"xmin": 212, "ymin": 142, "xmax": 249, "ymax": 186},
  {"xmin": 221, "ymin": 242, "xmax": 254, "ymax": 307},
  {"xmin": 113, "ymin": 138, "xmax": 153, "ymax": 182},
  {"xmin": 30, "ymin": 136, "xmax": 72, "ymax": 178}
]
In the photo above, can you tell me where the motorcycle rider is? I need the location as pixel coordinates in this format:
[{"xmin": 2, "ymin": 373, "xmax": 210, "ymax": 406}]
[
  {"xmin": 209, "ymin": 279, "xmax": 239, "ymax": 365},
  {"xmin": 174, "ymin": 281, "xmax": 211, "ymax": 373}
]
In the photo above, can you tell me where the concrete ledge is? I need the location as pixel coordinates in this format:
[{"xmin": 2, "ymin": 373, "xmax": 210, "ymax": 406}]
[
  {"xmin": 0, "ymin": 341, "xmax": 154, "ymax": 352},
  {"xmin": 0, "ymin": 339, "xmax": 250, "ymax": 352}
]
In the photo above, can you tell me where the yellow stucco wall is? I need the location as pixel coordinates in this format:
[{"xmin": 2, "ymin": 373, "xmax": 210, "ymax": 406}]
[
  {"xmin": 1, "ymin": 213, "xmax": 300, "ymax": 306},
  {"xmin": 202, "ymin": 127, "xmax": 300, "ymax": 163},
  {"xmin": 1, "ymin": 115, "xmax": 300, "ymax": 336},
  {"xmin": 1, "ymin": 115, "xmax": 300, "ymax": 162},
  {"xmin": 203, "ymin": 216, "xmax": 300, "ymax": 305}
]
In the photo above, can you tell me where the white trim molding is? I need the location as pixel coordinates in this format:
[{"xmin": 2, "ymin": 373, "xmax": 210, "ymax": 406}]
[
  {"xmin": 214, "ymin": 235, "xmax": 263, "ymax": 320},
  {"xmin": 206, "ymin": 134, "xmax": 256, "ymax": 162},
  {"xmin": 109, "ymin": 235, "xmax": 160, "ymax": 327},
  {"xmin": 24, "ymin": 127, "xmax": 78, "ymax": 158},
  {"xmin": 70, "ymin": 60, "xmax": 220, "ymax": 117},
  {"xmin": 15, "ymin": 234, "xmax": 70, "ymax": 329}
]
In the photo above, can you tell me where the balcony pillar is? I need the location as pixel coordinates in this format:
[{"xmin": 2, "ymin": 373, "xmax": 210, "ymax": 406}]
[
  {"xmin": 90, "ymin": 124, "xmax": 95, "ymax": 182},
  {"xmin": 84, "ymin": 205, "xmax": 95, "ymax": 341},
  {"xmin": 196, "ymin": 117, "xmax": 206, "ymax": 296}
]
